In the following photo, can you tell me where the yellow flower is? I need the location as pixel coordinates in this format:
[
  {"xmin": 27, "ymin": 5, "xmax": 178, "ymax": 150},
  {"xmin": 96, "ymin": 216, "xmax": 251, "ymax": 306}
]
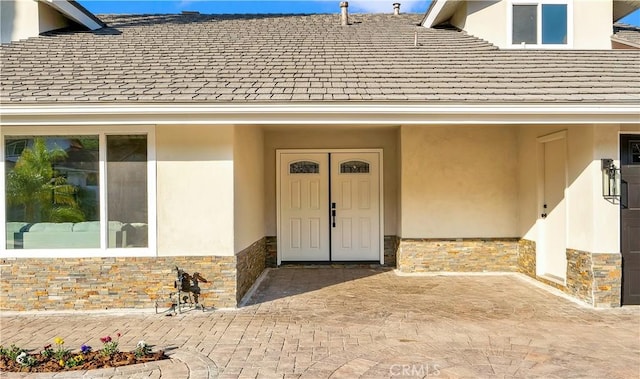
[
  {"xmin": 59, "ymin": 359, "xmax": 65, "ymax": 367},
  {"xmin": 54, "ymin": 337, "xmax": 64, "ymax": 345}
]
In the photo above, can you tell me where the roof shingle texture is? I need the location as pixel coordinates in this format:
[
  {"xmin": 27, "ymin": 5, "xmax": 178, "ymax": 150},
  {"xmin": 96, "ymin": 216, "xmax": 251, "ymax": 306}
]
[
  {"xmin": 613, "ymin": 23, "xmax": 640, "ymax": 46},
  {"xmin": 1, "ymin": 13, "xmax": 639, "ymax": 104}
]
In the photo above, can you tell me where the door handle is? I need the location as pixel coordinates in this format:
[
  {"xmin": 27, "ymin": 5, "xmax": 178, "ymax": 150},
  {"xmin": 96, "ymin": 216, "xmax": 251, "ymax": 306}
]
[{"xmin": 331, "ymin": 203, "xmax": 336, "ymax": 227}]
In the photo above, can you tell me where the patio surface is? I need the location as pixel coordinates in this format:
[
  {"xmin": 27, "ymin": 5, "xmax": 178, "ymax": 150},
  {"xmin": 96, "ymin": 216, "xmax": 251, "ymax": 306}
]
[{"xmin": 1, "ymin": 268, "xmax": 639, "ymax": 378}]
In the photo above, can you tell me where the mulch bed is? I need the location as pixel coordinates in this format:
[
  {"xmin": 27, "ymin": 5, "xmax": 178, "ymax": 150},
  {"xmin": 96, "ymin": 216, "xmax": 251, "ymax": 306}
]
[{"xmin": 0, "ymin": 350, "xmax": 168, "ymax": 373}]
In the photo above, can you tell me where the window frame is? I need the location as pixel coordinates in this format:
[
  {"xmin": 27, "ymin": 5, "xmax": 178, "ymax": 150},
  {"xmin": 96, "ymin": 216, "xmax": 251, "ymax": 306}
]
[
  {"xmin": 508, "ymin": 0, "xmax": 573, "ymax": 49},
  {"xmin": 0, "ymin": 125, "xmax": 157, "ymax": 258}
]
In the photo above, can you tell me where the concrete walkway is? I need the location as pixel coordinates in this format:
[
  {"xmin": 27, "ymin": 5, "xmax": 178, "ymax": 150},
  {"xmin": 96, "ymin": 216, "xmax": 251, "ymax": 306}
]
[{"xmin": 1, "ymin": 268, "xmax": 638, "ymax": 378}]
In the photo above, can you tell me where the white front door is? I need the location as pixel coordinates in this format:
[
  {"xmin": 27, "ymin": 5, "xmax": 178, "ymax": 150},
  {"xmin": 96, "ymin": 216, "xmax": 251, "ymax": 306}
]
[
  {"xmin": 279, "ymin": 151, "xmax": 381, "ymax": 263},
  {"xmin": 540, "ymin": 134, "xmax": 567, "ymax": 281},
  {"xmin": 330, "ymin": 152, "xmax": 380, "ymax": 261}
]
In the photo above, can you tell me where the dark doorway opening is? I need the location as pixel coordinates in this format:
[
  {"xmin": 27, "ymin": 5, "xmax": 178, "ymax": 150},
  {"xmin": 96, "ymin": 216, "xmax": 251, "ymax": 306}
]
[{"xmin": 620, "ymin": 134, "xmax": 640, "ymax": 305}]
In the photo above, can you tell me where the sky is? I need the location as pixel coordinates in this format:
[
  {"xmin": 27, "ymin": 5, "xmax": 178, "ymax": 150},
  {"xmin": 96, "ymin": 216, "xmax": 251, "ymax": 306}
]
[
  {"xmin": 79, "ymin": 0, "xmax": 639, "ymax": 25},
  {"xmin": 79, "ymin": 0, "xmax": 430, "ymax": 14}
]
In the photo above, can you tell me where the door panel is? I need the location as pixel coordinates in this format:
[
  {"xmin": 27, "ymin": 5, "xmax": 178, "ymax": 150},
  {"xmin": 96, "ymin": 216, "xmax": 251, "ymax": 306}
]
[
  {"xmin": 330, "ymin": 152, "xmax": 380, "ymax": 261},
  {"xmin": 542, "ymin": 137, "xmax": 567, "ymax": 281},
  {"xmin": 280, "ymin": 153, "xmax": 330, "ymax": 261},
  {"xmin": 621, "ymin": 135, "xmax": 640, "ymax": 305}
]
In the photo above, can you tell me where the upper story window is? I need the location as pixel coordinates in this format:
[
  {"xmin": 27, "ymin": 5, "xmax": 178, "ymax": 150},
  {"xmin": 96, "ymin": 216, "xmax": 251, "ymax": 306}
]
[{"xmin": 511, "ymin": 1, "xmax": 571, "ymax": 47}]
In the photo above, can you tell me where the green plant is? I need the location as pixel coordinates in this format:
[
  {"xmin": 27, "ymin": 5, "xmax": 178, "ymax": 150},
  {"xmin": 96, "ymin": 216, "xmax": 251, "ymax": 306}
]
[
  {"xmin": 52, "ymin": 337, "xmax": 71, "ymax": 361},
  {"xmin": 6, "ymin": 137, "xmax": 85, "ymax": 223},
  {"xmin": 100, "ymin": 333, "xmax": 120, "ymax": 357},
  {"xmin": 0, "ymin": 344, "xmax": 25, "ymax": 360},
  {"xmin": 134, "ymin": 340, "xmax": 151, "ymax": 358},
  {"xmin": 64, "ymin": 354, "xmax": 85, "ymax": 368},
  {"xmin": 41, "ymin": 344, "xmax": 54, "ymax": 358},
  {"xmin": 16, "ymin": 352, "xmax": 37, "ymax": 367}
]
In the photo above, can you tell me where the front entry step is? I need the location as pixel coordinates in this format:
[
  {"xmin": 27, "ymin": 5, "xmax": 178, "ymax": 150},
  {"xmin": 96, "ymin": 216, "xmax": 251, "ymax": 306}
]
[{"xmin": 279, "ymin": 261, "xmax": 388, "ymax": 269}]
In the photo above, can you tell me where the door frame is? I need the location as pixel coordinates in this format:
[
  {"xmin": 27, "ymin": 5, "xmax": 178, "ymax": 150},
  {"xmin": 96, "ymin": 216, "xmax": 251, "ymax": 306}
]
[
  {"xmin": 536, "ymin": 130, "xmax": 569, "ymax": 283},
  {"xmin": 276, "ymin": 148, "xmax": 384, "ymax": 266}
]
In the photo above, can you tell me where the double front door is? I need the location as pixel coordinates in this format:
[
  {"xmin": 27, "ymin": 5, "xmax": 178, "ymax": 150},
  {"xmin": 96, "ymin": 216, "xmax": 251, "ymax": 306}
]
[{"xmin": 278, "ymin": 151, "xmax": 381, "ymax": 263}]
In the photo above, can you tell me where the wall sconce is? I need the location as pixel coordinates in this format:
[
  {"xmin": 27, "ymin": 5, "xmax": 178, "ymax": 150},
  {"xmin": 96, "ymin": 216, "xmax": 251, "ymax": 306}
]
[{"xmin": 601, "ymin": 158, "xmax": 620, "ymax": 203}]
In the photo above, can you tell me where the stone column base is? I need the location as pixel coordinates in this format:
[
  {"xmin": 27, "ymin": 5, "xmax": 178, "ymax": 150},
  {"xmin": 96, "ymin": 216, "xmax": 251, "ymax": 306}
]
[{"xmin": 517, "ymin": 239, "xmax": 622, "ymax": 308}]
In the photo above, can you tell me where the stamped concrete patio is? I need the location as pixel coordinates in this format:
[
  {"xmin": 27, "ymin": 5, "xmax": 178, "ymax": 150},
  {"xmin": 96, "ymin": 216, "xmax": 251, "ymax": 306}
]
[{"xmin": 1, "ymin": 268, "xmax": 639, "ymax": 378}]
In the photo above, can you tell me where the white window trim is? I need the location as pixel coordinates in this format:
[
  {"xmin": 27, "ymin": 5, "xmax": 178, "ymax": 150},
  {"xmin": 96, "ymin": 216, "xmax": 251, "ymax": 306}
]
[
  {"xmin": 507, "ymin": 0, "xmax": 573, "ymax": 49},
  {"xmin": 0, "ymin": 125, "xmax": 157, "ymax": 258}
]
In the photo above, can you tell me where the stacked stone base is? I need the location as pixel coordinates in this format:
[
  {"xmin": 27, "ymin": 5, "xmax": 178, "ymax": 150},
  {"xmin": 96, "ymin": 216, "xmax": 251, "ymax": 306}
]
[
  {"xmin": 396, "ymin": 238, "xmax": 621, "ymax": 308},
  {"xmin": 0, "ymin": 237, "xmax": 268, "ymax": 311},
  {"xmin": 236, "ymin": 238, "xmax": 266, "ymax": 303},
  {"xmin": 517, "ymin": 240, "xmax": 621, "ymax": 308},
  {"xmin": 0, "ymin": 236, "xmax": 622, "ymax": 310},
  {"xmin": 397, "ymin": 238, "xmax": 519, "ymax": 272}
]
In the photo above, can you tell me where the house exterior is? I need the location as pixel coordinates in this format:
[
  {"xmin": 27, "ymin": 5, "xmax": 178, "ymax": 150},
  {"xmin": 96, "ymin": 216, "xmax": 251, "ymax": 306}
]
[{"xmin": 1, "ymin": 0, "xmax": 639, "ymax": 311}]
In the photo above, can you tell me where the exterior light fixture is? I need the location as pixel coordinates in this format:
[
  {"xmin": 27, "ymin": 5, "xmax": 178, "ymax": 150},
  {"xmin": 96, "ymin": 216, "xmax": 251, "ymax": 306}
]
[{"xmin": 601, "ymin": 158, "xmax": 620, "ymax": 202}]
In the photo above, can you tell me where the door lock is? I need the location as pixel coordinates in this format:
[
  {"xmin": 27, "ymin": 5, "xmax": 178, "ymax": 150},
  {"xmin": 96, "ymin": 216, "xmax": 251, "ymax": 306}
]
[{"xmin": 541, "ymin": 203, "xmax": 547, "ymax": 219}]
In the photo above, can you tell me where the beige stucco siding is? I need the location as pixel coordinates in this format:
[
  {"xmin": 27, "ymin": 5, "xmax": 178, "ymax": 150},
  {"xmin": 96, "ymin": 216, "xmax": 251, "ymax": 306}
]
[
  {"xmin": 400, "ymin": 125, "xmax": 518, "ymax": 238},
  {"xmin": 156, "ymin": 125, "xmax": 235, "ymax": 256},
  {"xmin": 451, "ymin": 1, "xmax": 507, "ymax": 47},
  {"xmin": 448, "ymin": 0, "xmax": 612, "ymax": 49},
  {"xmin": 264, "ymin": 127, "xmax": 399, "ymax": 236},
  {"xmin": 1, "ymin": 0, "xmax": 69, "ymax": 44},
  {"xmin": 233, "ymin": 125, "xmax": 265, "ymax": 253},
  {"xmin": 517, "ymin": 123, "xmax": 640, "ymax": 255},
  {"xmin": 573, "ymin": 0, "xmax": 612, "ymax": 49}
]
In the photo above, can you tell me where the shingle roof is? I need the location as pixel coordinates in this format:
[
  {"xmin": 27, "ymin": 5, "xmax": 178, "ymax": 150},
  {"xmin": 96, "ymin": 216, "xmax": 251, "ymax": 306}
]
[
  {"xmin": 613, "ymin": 23, "xmax": 640, "ymax": 48},
  {"xmin": 1, "ymin": 13, "xmax": 639, "ymax": 104}
]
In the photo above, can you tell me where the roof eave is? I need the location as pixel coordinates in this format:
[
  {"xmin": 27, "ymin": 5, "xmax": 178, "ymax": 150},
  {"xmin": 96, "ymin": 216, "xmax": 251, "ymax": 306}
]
[
  {"xmin": 38, "ymin": 0, "xmax": 105, "ymax": 30},
  {"xmin": 613, "ymin": 0, "xmax": 640, "ymax": 22},
  {"xmin": 2, "ymin": 102, "xmax": 639, "ymax": 126},
  {"xmin": 611, "ymin": 35, "xmax": 640, "ymax": 48},
  {"xmin": 421, "ymin": 0, "xmax": 462, "ymax": 28}
]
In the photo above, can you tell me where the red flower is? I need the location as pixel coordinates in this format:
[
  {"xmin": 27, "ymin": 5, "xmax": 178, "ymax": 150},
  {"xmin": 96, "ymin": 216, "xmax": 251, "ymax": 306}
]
[
  {"xmin": 100, "ymin": 336, "xmax": 112, "ymax": 343},
  {"xmin": 116, "ymin": 332, "xmax": 121, "ymax": 338}
]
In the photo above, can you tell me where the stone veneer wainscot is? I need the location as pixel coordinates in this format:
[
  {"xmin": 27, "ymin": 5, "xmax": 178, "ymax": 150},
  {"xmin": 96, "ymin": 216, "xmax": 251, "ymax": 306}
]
[
  {"xmin": 397, "ymin": 238, "xmax": 519, "ymax": 273},
  {"xmin": 517, "ymin": 239, "xmax": 621, "ymax": 308},
  {"xmin": 0, "ymin": 239, "xmax": 269, "ymax": 311},
  {"xmin": 236, "ymin": 238, "xmax": 266, "ymax": 302}
]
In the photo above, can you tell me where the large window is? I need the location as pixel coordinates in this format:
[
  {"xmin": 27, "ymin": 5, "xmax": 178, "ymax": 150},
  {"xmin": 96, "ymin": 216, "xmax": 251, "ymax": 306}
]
[
  {"xmin": 512, "ymin": 1, "xmax": 569, "ymax": 47},
  {"xmin": 2, "ymin": 128, "xmax": 155, "ymax": 256}
]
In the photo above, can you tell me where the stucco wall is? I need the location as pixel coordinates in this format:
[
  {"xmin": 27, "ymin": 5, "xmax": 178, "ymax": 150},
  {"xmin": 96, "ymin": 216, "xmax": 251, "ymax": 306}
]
[
  {"xmin": 518, "ymin": 125, "xmax": 591, "ymax": 249},
  {"xmin": 1, "ymin": 0, "xmax": 69, "ymax": 44},
  {"xmin": 517, "ymin": 123, "xmax": 640, "ymax": 255},
  {"xmin": 448, "ymin": 0, "xmax": 612, "ymax": 49},
  {"xmin": 263, "ymin": 126, "xmax": 398, "ymax": 236},
  {"xmin": 573, "ymin": 0, "xmax": 612, "ymax": 49},
  {"xmin": 451, "ymin": 1, "xmax": 505, "ymax": 47},
  {"xmin": 1, "ymin": 0, "xmax": 38, "ymax": 44},
  {"xmin": 156, "ymin": 125, "xmax": 235, "ymax": 256},
  {"xmin": 399, "ymin": 125, "xmax": 518, "ymax": 238},
  {"xmin": 233, "ymin": 125, "xmax": 265, "ymax": 253}
]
